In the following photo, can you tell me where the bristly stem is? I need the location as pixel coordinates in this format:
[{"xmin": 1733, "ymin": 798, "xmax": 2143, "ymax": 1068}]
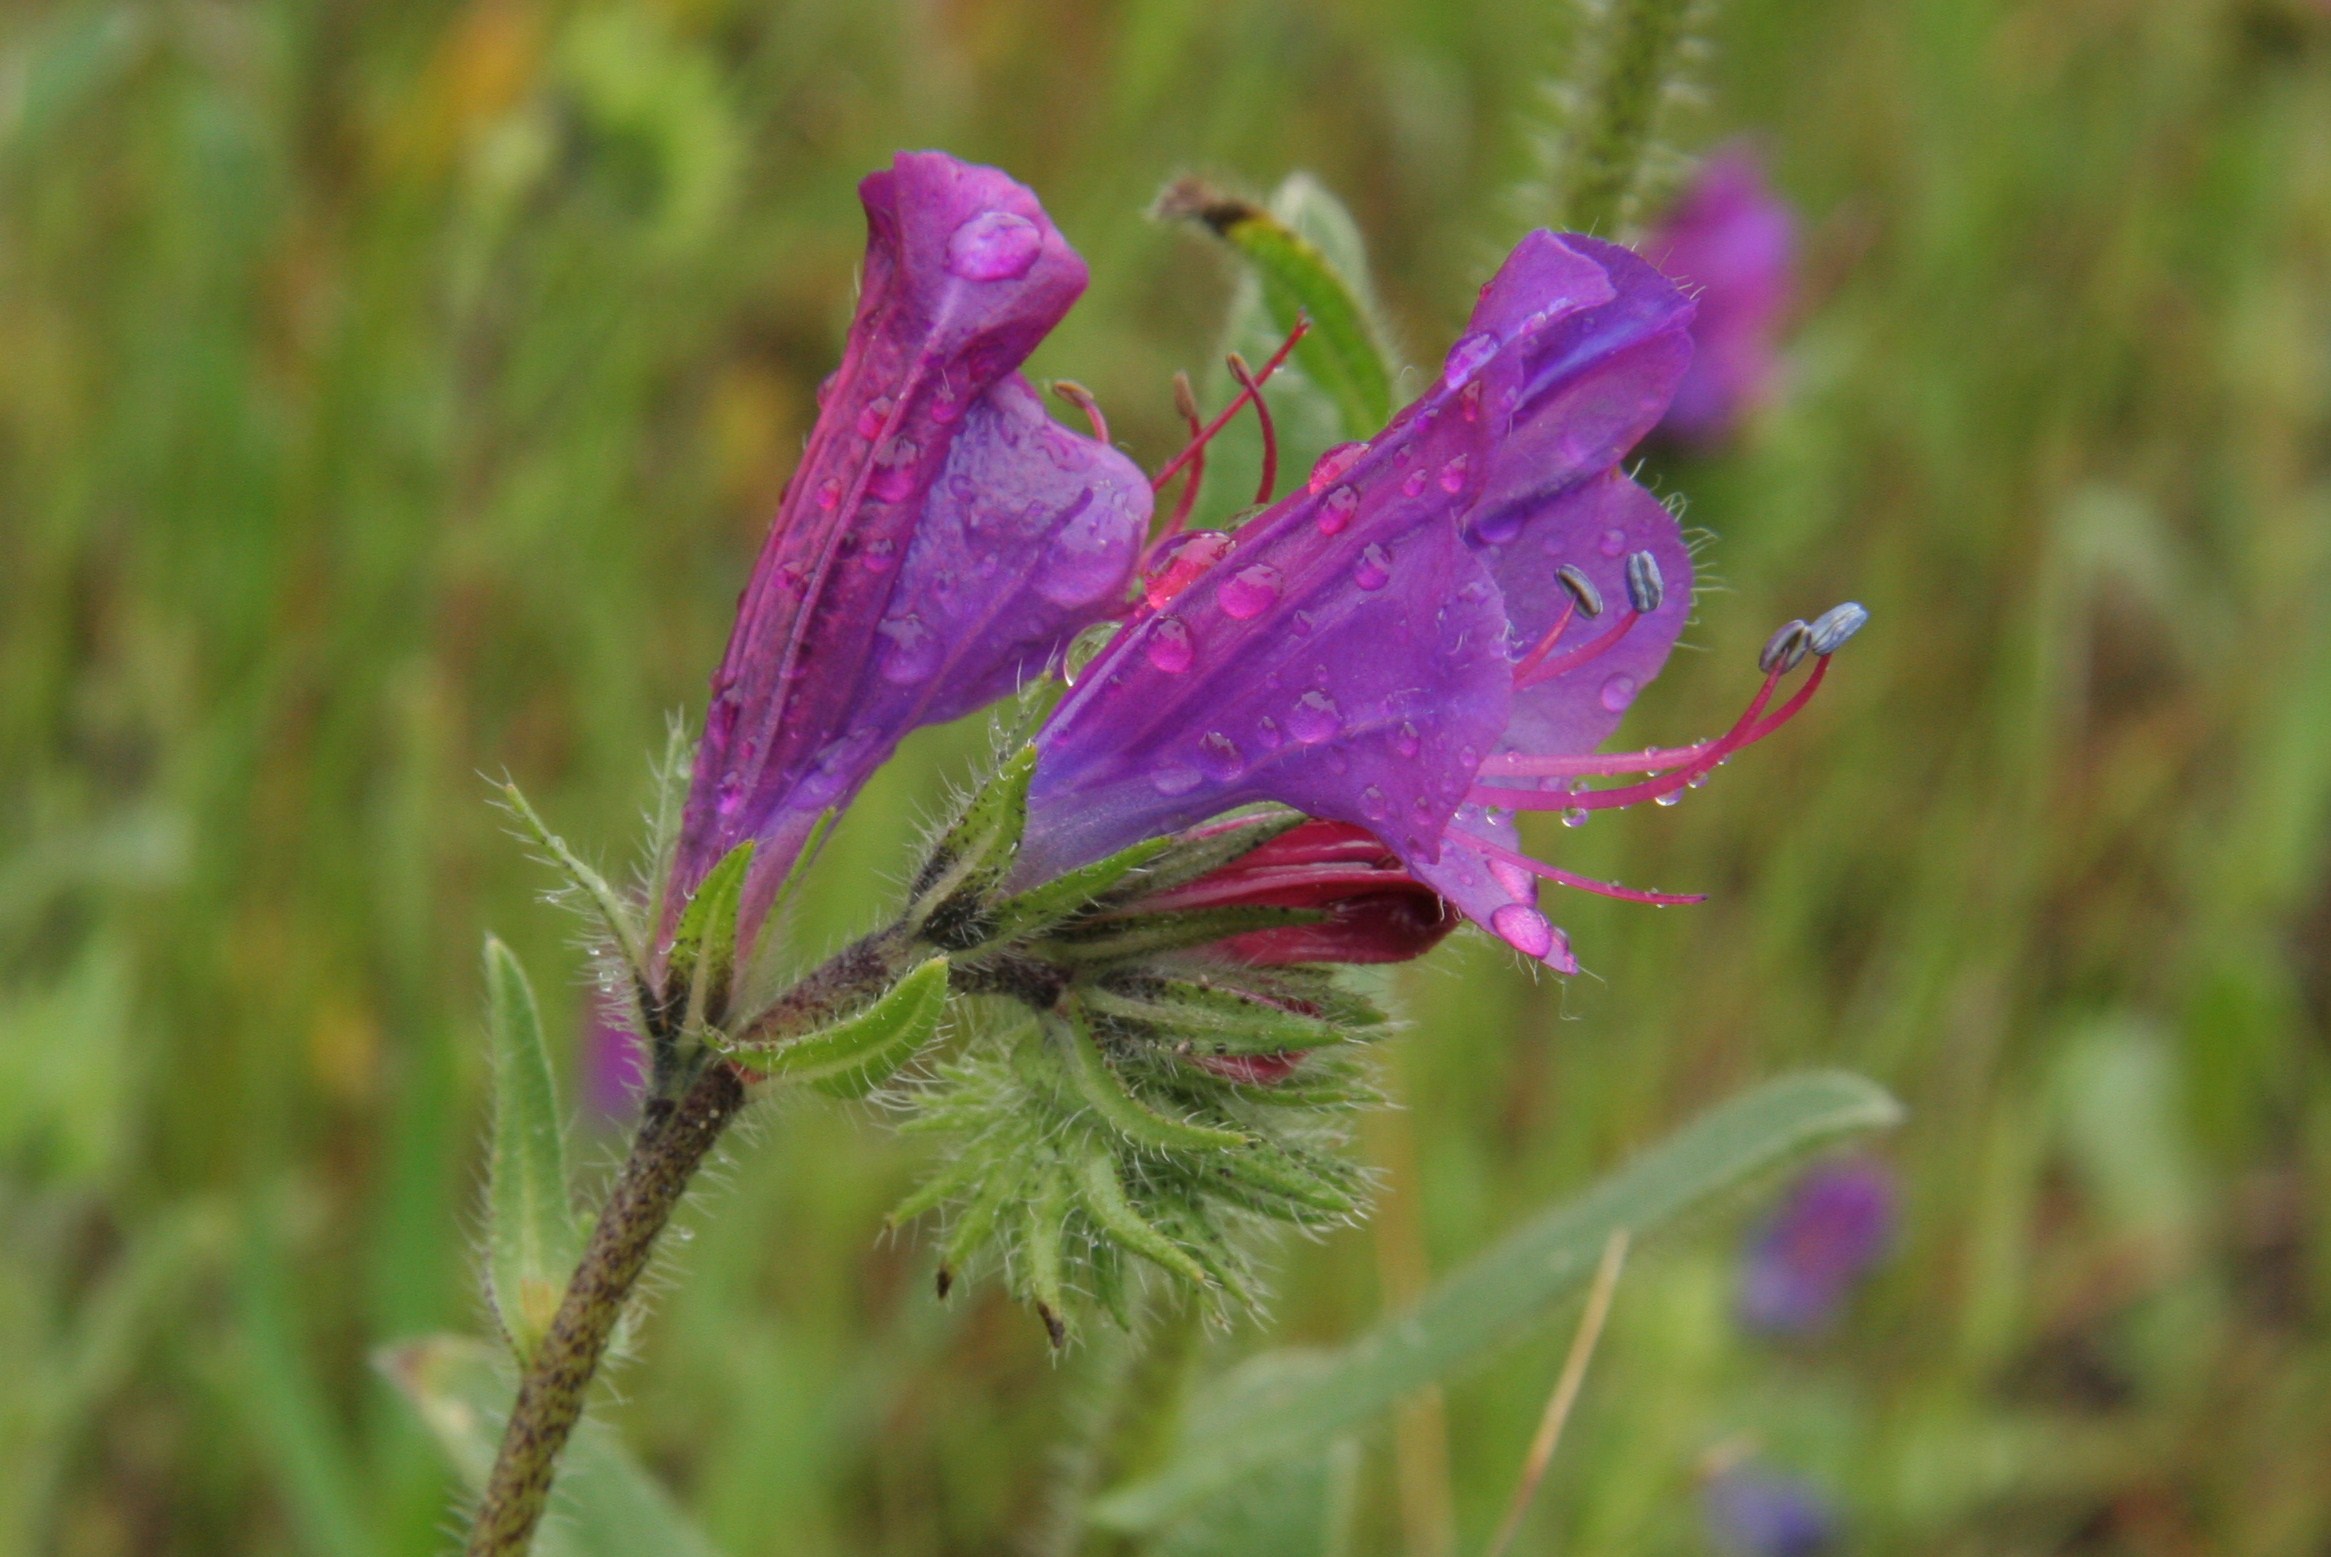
[
  {"xmin": 1549, "ymin": 0, "xmax": 1707, "ymax": 239},
  {"xmin": 464, "ymin": 1061, "xmax": 747, "ymax": 1556}
]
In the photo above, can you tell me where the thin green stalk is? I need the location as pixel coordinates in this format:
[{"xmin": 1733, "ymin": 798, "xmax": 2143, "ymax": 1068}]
[{"xmin": 1548, "ymin": 0, "xmax": 1706, "ymax": 239}]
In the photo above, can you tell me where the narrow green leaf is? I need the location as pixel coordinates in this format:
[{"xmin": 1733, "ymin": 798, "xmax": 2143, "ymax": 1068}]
[
  {"xmin": 1084, "ymin": 977, "xmax": 1357, "ymax": 1054},
  {"xmin": 732, "ymin": 955, "xmax": 950, "ymax": 1098},
  {"xmin": 498, "ymin": 779, "xmax": 647, "ymax": 981},
  {"xmin": 910, "ymin": 746, "xmax": 1038, "ymax": 944},
  {"xmin": 984, "ymin": 836, "xmax": 1175, "ymax": 943},
  {"xmin": 483, "ymin": 937, "xmax": 583, "ymax": 1364},
  {"xmin": 1075, "ymin": 1147, "xmax": 1215, "ymax": 1291},
  {"xmin": 1091, "ymin": 1071, "xmax": 1903, "ymax": 1531},
  {"xmin": 376, "ymin": 1335, "xmax": 724, "ymax": 1557},
  {"xmin": 1048, "ymin": 1009, "xmax": 1251, "ymax": 1153},
  {"xmin": 1158, "ymin": 176, "xmax": 1395, "ymax": 438},
  {"xmin": 666, "ymin": 839, "xmax": 753, "ymax": 1027}
]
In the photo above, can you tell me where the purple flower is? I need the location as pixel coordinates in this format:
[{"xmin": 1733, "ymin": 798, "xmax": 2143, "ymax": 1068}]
[
  {"xmin": 1020, "ymin": 230, "xmax": 1854, "ymax": 971},
  {"xmin": 663, "ymin": 152, "xmax": 1151, "ymax": 957},
  {"xmin": 1738, "ymin": 1157, "xmax": 1898, "ymax": 1337},
  {"xmin": 1641, "ymin": 145, "xmax": 1797, "ymax": 447},
  {"xmin": 1703, "ymin": 1467, "xmax": 1838, "ymax": 1557},
  {"xmin": 581, "ymin": 991, "xmax": 647, "ymax": 1118}
]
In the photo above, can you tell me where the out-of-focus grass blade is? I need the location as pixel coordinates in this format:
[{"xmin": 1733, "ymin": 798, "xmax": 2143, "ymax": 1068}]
[
  {"xmin": 1091, "ymin": 1071, "xmax": 1902, "ymax": 1532},
  {"xmin": 1158, "ymin": 173, "xmax": 1397, "ymax": 439},
  {"xmin": 376, "ymin": 1334, "xmax": 724, "ymax": 1557},
  {"xmin": 484, "ymin": 937, "xmax": 583, "ymax": 1363}
]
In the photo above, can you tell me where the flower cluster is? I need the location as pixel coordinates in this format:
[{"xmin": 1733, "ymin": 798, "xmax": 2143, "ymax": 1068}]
[{"xmin": 630, "ymin": 150, "xmax": 1862, "ymax": 1338}]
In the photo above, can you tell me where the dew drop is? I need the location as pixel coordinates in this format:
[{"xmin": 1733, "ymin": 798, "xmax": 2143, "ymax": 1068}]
[
  {"xmin": 1360, "ymin": 784, "xmax": 1391, "ymax": 820},
  {"xmin": 1561, "ymin": 807, "xmax": 1589, "ymax": 828},
  {"xmin": 1146, "ymin": 616, "xmax": 1196, "ymax": 673},
  {"xmin": 945, "ymin": 209, "xmax": 1044, "ymax": 281},
  {"xmin": 1150, "ymin": 761, "xmax": 1203, "ymax": 796},
  {"xmin": 1489, "ymin": 903, "xmax": 1556, "ymax": 959},
  {"xmin": 1393, "ymin": 721, "xmax": 1422, "ymax": 758},
  {"xmin": 877, "ymin": 613, "xmax": 938, "ymax": 684},
  {"xmin": 1143, "ymin": 529, "xmax": 1231, "ymax": 608},
  {"xmin": 1442, "ymin": 330, "xmax": 1499, "ymax": 388},
  {"xmin": 1219, "ymin": 564, "xmax": 1282, "ymax": 620},
  {"xmin": 1438, "ymin": 455, "xmax": 1469, "ymax": 493},
  {"xmin": 1287, "ymin": 690, "xmax": 1341, "ymax": 743},
  {"xmin": 1196, "ymin": 730, "xmax": 1244, "ymax": 781},
  {"xmin": 868, "ymin": 465, "xmax": 919, "ymax": 502},
  {"xmin": 1599, "ymin": 527, "xmax": 1628, "ymax": 558},
  {"xmin": 1255, "ymin": 716, "xmax": 1284, "ymax": 750},
  {"xmin": 815, "ymin": 477, "xmax": 843, "ymax": 510},
  {"xmin": 860, "ymin": 537, "xmax": 897, "ymax": 571},
  {"xmin": 1472, "ymin": 505, "xmax": 1523, "ymax": 545},
  {"xmin": 1599, "ymin": 673, "xmax": 1638, "ymax": 712},
  {"xmin": 714, "ymin": 773, "xmax": 745, "ymax": 817},
  {"xmin": 856, "ymin": 396, "xmax": 894, "ymax": 440},
  {"xmin": 1308, "ymin": 441, "xmax": 1367, "ymax": 494},
  {"xmin": 1317, "ymin": 485, "xmax": 1360, "ymax": 535},
  {"xmin": 1654, "ymin": 790, "xmax": 1683, "ymax": 807},
  {"xmin": 1354, "ymin": 543, "xmax": 1393, "ymax": 591},
  {"xmin": 1402, "ymin": 468, "xmax": 1428, "ymax": 498}
]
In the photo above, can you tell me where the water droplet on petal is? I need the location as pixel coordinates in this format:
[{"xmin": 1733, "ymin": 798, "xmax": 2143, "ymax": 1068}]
[
  {"xmin": 1654, "ymin": 789, "xmax": 1683, "ymax": 807},
  {"xmin": 1438, "ymin": 455, "xmax": 1469, "ymax": 493},
  {"xmin": 1150, "ymin": 761, "xmax": 1203, "ymax": 796},
  {"xmin": 1196, "ymin": 730, "xmax": 1244, "ymax": 781},
  {"xmin": 856, "ymin": 396, "xmax": 895, "ymax": 440},
  {"xmin": 1287, "ymin": 690, "xmax": 1341, "ymax": 743},
  {"xmin": 1443, "ymin": 330, "xmax": 1499, "ymax": 388},
  {"xmin": 1359, "ymin": 784, "xmax": 1391, "ymax": 820},
  {"xmin": 1599, "ymin": 673, "xmax": 1638, "ymax": 712},
  {"xmin": 1146, "ymin": 617, "xmax": 1196, "ymax": 673},
  {"xmin": 878, "ymin": 613, "xmax": 938, "ymax": 684},
  {"xmin": 1354, "ymin": 543, "xmax": 1393, "ymax": 591},
  {"xmin": 861, "ymin": 537, "xmax": 897, "ymax": 571},
  {"xmin": 1472, "ymin": 505, "xmax": 1523, "ymax": 545},
  {"xmin": 1599, "ymin": 527, "xmax": 1628, "ymax": 558},
  {"xmin": 1402, "ymin": 468, "xmax": 1428, "ymax": 498},
  {"xmin": 715, "ymin": 773, "xmax": 745, "ymax": 817},
  {"xmin": 1219, "ymin": 564, "xmax": 1282, "ymax": 620},
  {"xmin": 1308, "ymin": 441, "xmax": 1367, "ymax": 494},
  {"xmin": 1393, "ymin": 721, "xmax": 1422, "ymax": 758},
  {"xmin": 868, "ymin": 465, "xmax": 919, "ymax": 502},
  {"xmin": 1561, "ymin": 807, "xmax": 1589, "ymax": 828},
  {"xmin": 946, "ymin": 209, "xmax": 1044, "ymax": 281},
  {"xmin": 1144, "ymin": 529, "xmax": 1231, "ymax": 608},
  {"xmin": 815, "ymin": 477, "xmax": 843, "ymax": 510},
  {"xmin": 1489, "ymin": 903, "xmax": 1556, "ymax": 959},
  {"xmin": 1487, "ymin": 857, "xmax": 1537, "ymax": 898},
  {"xmin": 1317, "ymin": 485, "xmax": 1359, "ymax": 535},
  {"xmin": 1255, "ymin": 716, "xmax": 1284, "ymax": 750}
]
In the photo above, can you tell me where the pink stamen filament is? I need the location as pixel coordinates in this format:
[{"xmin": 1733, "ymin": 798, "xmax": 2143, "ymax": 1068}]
[
  {"xmin": 1050, "ymin": 380, "xmax": 1110, "ymax": 445},
  {"xmin": 1160, "ymin": 372, "xmax": 1206, "ymax": 541},
  {"xmin": 1472, "ymin": 657, "xmax": 1829, "ymax": 814},
  {"xmin": 1507, "ymin": 599, "xmax": 1579, "ymax": 685},
  {"xmin": 1452, "ymin": 830, "xmax": 1708, "ymax": 906},
  {"xmin": 1225, "ymin": 353, "xmax": 1279, "ymax": 505},
  {"xmin": 1149, "ymin": 315, "xmax": 1311, "ymax": 495},
  {"xmin": 1513, "ymin": 609, "xmax": 1641, "ymax": 691}
]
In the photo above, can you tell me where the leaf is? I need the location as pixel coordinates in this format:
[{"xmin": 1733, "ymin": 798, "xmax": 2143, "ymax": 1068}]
[
  {"xmin": 909, "ymin": 746, "xmax": 1037, "ymax": 945},
  {"xmin": 1158, "ymin": 175, "xmax": 1397, "ymax": 440},
  {"xmin": 498, "ymin": 779, "xmax": 647, "ymax": 981},
  {"xmin": 1090, "ymin": 1071, "xmax": 1903, "ymax": 1532},
  {"xmin": 376, "ymin": 1334, "xmax": 724, "ymax": 1557},
  {"xmin": 731, "ymin": 955, "xmax": 951, "ymax": 1098},
  {"xmin": 483, "ymin": 937, "xmax": 584, "ymax": 1364},
  {"xmin": 666, "ymin": 839, "xmax": 753, "ymax": 1027}
]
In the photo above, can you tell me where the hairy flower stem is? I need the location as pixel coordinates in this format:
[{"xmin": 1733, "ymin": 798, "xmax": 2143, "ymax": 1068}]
[
  {"xmin": 465, "ymin": 1061, "xmax": 747, "ymax": 1557},
  {"xmin": 1553, "ymin": 0, "xmax": 1705, "ymax": 239}
]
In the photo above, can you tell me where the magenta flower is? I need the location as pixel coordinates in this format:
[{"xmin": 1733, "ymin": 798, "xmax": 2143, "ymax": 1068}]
[
  {"xmin": 665, "ymin": 152, "xmax": 1151, "ymax": 956},
  {"xmin": 1019, "ymin": 230, "xmax": 1857, "ymax": 971},
  {"xmin": 1738, "ymin": 1157, "xmax": 1898, "ymax": 1336},
  {"xmin": 1641, "ymin": 145, "xmax": 1797, "ymax": 447},
  {"xmin": 1703, "ymin": 1467, "xmax": 1838, "ymax": 1557},
  {"xmin": 581, "ymin": 992, "xmax": 647, "ymax": 1118}
]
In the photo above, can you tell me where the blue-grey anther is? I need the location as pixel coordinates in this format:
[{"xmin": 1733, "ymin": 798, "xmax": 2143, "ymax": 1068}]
[
  {"xmin": 1556, "ymin": 563, "xmax": 1605, "ymax": 618},
  {"xmin": 1624, "ymin": 551, "xmax": 1664, "ymax": 615},
  {"xmin": 1758, "ymin": 619, "xmax": 1813, "ymax": 674},
  {"xmin": 1808, "ymin": 602, "xmax": 1869, "ymax": 656}
]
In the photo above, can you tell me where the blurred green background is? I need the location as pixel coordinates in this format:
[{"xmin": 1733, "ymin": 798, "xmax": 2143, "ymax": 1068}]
[{"xmin": 6, "ymin": 0, "xmax": 2331, "ymax": 1551}]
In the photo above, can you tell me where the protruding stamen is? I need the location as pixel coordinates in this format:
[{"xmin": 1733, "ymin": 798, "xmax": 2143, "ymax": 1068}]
[
  {"xmin": 1225, "ymin": 352, "xmax": 1279, "ymax": 505},
  {"xmin": 1514, "ymin": 607, "xmax": 1641, "ymax": 691},
  {"xmin": 1509, "ymin": 599, "xmax": 1579, "ymax": 684},
  {"xmin": 1759, "ymin": 619, "xmax": 1812, "ymax": 675},
  {"xmin": 1624, "ymin": 551, "xmax": 1664, "ymax": 614},
  {"xmin": 1453, "ymin": 828, "xmax": 1708, "ymax": 905},
  {"xmin": 1557, "ymin": 564, "xmax": 1605, "ymax": 618},
  {"xmin": 1160, "ymin": 372, "xmax": 1206, "ymax": 540},
  {"xmin": 1149, "ymin": 314, "xmax": 1311, "ymax": 495},
  {"xmin": 1808, "ymin": 601, "xmax": 1869, "ymax": 656},
  {"xmin": 1050, "ymin": 379, "xmax": 1110, "ymax": 445}
]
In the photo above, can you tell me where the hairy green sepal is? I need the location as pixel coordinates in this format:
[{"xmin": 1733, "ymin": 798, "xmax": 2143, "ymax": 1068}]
[{"xmin": 730, "ymin": 955, "xmax": 950, "ymax": 1098}]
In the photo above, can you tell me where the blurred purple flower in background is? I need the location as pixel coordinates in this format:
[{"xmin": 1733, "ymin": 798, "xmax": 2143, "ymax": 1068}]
[
  {"xmin": 1641, "ymin": 145, "xmax": 1797, "ymax": 447},
  {"xmin": 663, "ymin": 152, "xmax": 1150, "ymax": 959},
  {"xmin": 1703, "ymin": 1466, "xmax": 1839, "ymax": 1557},
  {"xmin": 1022, "ymin": 231, "xmax": 1859, "ymax": 971},
  {"xmin": 581, "ymin": 993, "xmax": 647, "ymax": 1118},
  {"xmin": 1739, "ymin": 1157, "xmax": 1898, "ymax": 1336}
]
